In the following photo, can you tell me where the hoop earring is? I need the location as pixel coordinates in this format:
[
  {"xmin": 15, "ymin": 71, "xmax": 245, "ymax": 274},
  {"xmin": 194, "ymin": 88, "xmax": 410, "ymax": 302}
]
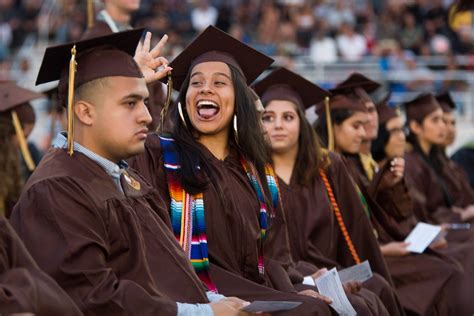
[
  {"xmin": 178, "ymin": 102, "xmax": 188, "ymax": 129},
  {"xmin": 233, "ymin": 114, "xmax": 238, "ymax": 144}
]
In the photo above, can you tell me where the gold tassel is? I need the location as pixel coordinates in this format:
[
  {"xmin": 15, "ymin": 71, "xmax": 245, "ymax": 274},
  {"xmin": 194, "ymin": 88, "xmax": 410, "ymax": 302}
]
[
  {"xmin": 157, "ymin": 72, "xmax": 173, "ymax": 132},
  {"xmin": 87, "ymin": 0, "xmax": 94, "ymax": 29},
  {"xmin": 11, "ymin": 110, "xmax": 36, "ymax": 171},
  {"xmin": 67, "ymin": 45, "xmax": 77, "ymax": 156},
  {"xmin": 325, "ymin": 96, "xmax": 334, "ymax": 151}
]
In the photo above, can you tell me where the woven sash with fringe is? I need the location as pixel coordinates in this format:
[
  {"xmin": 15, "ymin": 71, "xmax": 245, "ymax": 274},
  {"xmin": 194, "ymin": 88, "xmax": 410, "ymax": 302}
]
[{"xmin": 160, "ymin": 136, "xmax": 279, "ymax": 291}]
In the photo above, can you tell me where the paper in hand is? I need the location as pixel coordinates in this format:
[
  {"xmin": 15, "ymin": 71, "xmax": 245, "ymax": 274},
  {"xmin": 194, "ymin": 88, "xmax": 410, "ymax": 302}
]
[
  {"xmin": 338, "ymin": 260, "xmax": 373, "ymax": 284},
  {"xmin": 315, "ymin": 268, "xmax": 357, "ymax": 316},
  {"xmin": 446, "ymin": 223, "xmax": 471, "ymax": 230},
  {"xmin": 240, "ymin": 301, "xmax": 302, "ymax": 313},
  {"xmin": 404, "ymin": 222, "xmax": 442, "ymax": 253}
]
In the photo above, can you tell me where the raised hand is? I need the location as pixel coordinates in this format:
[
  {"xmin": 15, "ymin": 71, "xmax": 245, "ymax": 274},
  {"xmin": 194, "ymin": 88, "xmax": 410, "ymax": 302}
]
[{"xmin": 134, "ymin": 32, "xmax": 172, "ymax": 83}]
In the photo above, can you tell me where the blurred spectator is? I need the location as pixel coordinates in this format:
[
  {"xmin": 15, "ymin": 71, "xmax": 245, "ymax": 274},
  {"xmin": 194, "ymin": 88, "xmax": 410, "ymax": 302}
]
[
  {"xmin": 336, "ymin": 22, "xmax": 367, "ymax": 61},
  {"xmin": 399, "ymin": 12, "xmax": 424, "ymax": 54},
  {"xmin": 309, "ymin": 20, "xmax": 338, "ymax": 63},
  {"xmin": 292, "ymin": 2, "xmax": 316, "ymax": 49},
  {"xmin": 319, "ymin": 0, "xmax": 355, "ymax": 30},
  {"xmin": 191, "ymin": 0, "xmax": 218, "ymax": 32},
  {"xmin": 257, "ymin": 0, "xmax": 280, "ymax": 45}
]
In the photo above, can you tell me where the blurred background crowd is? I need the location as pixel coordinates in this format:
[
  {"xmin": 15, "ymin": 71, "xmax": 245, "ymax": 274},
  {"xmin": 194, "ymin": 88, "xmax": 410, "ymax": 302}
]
[{"xmin": 0, "ymin": 0, "xmax": 473, "ymax": 153}]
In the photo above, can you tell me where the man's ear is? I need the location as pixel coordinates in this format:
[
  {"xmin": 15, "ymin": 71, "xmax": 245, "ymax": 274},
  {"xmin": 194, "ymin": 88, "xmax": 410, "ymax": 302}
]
[
  {"xmin": 409, "ymin": 120, "xmax": 422, "ymax": 136},
  {"xmin": 74, "ymin": 100, "xmax": 95, "ymax": 126}
]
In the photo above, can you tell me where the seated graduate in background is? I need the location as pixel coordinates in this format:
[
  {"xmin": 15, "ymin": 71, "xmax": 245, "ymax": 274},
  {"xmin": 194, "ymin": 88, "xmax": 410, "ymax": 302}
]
[
  {"xmin": 0, "ymin": 82, "xmax": 44, "ymax": 217},
  {"xmin": 254, "ymin": 67, "xmax": 404, "ymax": 316},
  {"xmin": 315, "ymin": 87, "xmax": 468, "ymax": 316},
  {"xmin": 404, "ymin": 93, "xmax": 474, "ymax": 224}
]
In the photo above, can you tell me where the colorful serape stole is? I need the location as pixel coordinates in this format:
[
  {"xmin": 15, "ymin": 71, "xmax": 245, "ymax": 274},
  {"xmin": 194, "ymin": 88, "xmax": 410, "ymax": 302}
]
[
  {"xmin": 240, "ymin": 158, "xmax": 280, "ymax": 276},
  {"xmin": 160, "ymin": 135, "xmax": 217, "ymax": 293}
]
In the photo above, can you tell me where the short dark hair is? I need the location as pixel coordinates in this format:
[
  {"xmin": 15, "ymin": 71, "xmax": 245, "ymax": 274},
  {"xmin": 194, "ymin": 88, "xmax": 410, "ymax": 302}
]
[{"xmin": 371, "ymin": 123, "xmax": 390, "ymax": 161}]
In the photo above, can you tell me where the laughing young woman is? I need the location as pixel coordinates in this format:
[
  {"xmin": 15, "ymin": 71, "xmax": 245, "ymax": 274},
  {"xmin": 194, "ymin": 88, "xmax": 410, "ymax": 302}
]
[
  {"xmin": 254, "ymin": 67, "xmax": 405, "ymax": 316},
  {"xmin": 129, "ymin": 26, "xmax": 332, "ymax": 315}
]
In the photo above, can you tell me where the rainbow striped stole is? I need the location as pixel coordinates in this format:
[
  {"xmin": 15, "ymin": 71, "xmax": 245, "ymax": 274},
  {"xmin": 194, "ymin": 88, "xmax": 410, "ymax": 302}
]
[
  {"xmin": 240, "ymin": 158, "xmax": 280, "ymax": 276},
  {"xmin": 160, "ymin": 135, "xmax": 217, "ymax": 293},
  {"xmin": 160, "ymin": 135, "xmax": 280, "ymax": 285}
]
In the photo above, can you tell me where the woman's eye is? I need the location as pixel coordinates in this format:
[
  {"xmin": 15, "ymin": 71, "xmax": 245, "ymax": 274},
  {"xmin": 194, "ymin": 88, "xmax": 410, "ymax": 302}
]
[
  {"xmin": 190, "ymin": 81, "xmax": 202, "ymax": 86},
  {"xmin": 284, "ymin": 115, "xmax": 294, "ymax": 121},
  {"xmin": 262, "ymin": 116, "xmax": 273, "ymax": 123}
]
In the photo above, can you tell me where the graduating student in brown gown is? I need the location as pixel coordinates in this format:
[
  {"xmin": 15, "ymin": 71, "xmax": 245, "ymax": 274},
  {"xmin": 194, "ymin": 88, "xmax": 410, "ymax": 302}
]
[
  {"xmin": 436, "ymin": 92, "xmax": 474, "ymax": 211},
  {"xmin": 315, "ymin": 90, "xmax": 466, "ymax": 315},
  {"xmin": 130, "ymin": 26, "xmax": 333, "ymax": 315},
  {"xmin": 81, "ymin": 0, "xmax": 169, "ymax": 132},
  {"xmin": 253, "ymin": 67, "xmax": 405, "ymax": 316},
  {"xmin": 0, "ymin": 215, "xmax": 81, "ymax": 315},
  {"xmin": 0, "ymin": 82, "xmax": 44, "ymax": 217},
  {"xmin": 372, "ymin": 95, "xmax": 474, "ymax": 313},
  {"xmin": 11, "ymin": 30, "xmax": 251, "ymax": 315},
  {"xmin": 404, "ymin": 93, "xmax": 474, "ymax": 224}
]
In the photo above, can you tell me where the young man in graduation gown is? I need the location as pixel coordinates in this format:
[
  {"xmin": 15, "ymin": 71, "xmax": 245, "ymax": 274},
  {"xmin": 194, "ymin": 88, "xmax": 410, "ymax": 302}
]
[
  {"xmin": 81, "ymin": 0, "xmax": 169, "ymax": 132},
  {"xmin": 435, "ymin": 92, "xmax": 474, "ymax": 209},
  {"xmin": 0, "ymin": 82, "xmax": 44, "ymax": 217},
  {"xmin": 11, "ymin": 30, "xmax": 250, "ymax": 315}
]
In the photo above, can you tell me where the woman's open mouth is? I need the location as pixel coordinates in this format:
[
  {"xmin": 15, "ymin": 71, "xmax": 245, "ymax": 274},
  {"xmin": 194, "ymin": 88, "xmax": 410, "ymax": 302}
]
[{"xmin": 197, "ymin": 100, "xmax": 220, "ymax": 120}]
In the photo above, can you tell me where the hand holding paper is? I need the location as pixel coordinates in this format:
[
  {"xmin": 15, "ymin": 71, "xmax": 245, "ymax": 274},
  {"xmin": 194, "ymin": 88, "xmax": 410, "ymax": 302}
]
[
  {"xmin": 404, "ymin": 222, "xmax": 442, "ymax": 253},
  {"xmin": 315, "ymin": 268, "xmax": 357, "ymax": 316}
]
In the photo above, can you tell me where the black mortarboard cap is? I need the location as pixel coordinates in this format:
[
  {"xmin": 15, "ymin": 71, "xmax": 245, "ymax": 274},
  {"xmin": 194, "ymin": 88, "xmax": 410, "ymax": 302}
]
[{"xmin": 252, "ymin": 67, "xmax": 330, "ymax": 110}]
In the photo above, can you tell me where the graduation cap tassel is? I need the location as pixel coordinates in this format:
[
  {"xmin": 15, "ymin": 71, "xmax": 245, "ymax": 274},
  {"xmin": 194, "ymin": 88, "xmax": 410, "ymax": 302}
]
[
  {"xmin": 67, "ymin": 45, "xmax": 77, "ymax": 156},
  {"xmin": 158, "ymin": 72, "xmax": 173, "ymax": 132},
  {"xmin": 324, "ymin": 96, "xmax": 334, "ymax": 151},
  {"xmin": 87, "ymin": 0, "xmax": 94, "ymax": 29},
  {"xmin": 11, "ymin": 110, "xmax": 36, "ymax": 172}
]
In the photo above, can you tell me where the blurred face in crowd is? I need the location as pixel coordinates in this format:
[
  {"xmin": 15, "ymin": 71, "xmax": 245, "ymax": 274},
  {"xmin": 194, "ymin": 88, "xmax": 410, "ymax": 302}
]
[
  {"xmin": 384, "ymin": 116, "xmax": 406, "ymax": 158},
  {"xmin": 334, "ymin": 111, "xmax": 368, "ymax": 154},
  {"xmin": 442, "ymin": 111, "xmax": 456, "ymax": 146},
  {"xmin": 106, "ymin": 0, "xmax": 140, "ymax": 13},
  {"xmin": 261, "ymin": 100, "xmax": 300, "ymax": 154},
  {"xmin": 410, "ymin": 108, "xmax": 446, "ymax": 147},
  {"xmin": 364, "ymin": 100, "xmax": 379, "ymax": 140},
  {"xmin": 185, "ymin": 61, "xmax": 235, "ymax": 139}
]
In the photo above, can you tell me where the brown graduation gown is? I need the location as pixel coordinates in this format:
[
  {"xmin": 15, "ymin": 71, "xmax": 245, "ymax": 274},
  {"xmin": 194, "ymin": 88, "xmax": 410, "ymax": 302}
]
[
  {"xmin": 278, "ymin": 152, "xmax": 404, "ymax": 316},
  {"xmin": 0, "ymin": 216, "xmax": 82, "ymax": 315},
  {"xmin": 404, "ymin": 150, "xmax": 474, "ymax": 245},
  {"xmin": 130, "ymin": 133, "xmax": 332, "ymax": 315},
  {"xmin": 438, "ymin": 151, "xmax": 474, "ymax": 207},
  {"xmin": 11, "ymin": 148, "xmax": 211, "ymax": 315},
  {"xmin": 81, "ymin": 22, "xmax": 167, "ymax": 132},
  {"xmin": 344, "ymin": 153, "xmax": 467, "ymax": 315}
]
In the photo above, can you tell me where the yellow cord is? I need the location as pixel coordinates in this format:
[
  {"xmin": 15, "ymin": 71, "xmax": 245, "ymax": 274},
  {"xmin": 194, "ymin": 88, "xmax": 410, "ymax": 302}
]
[
  {"xmin": 11, "ymin": 110, "xmax": 35, "ymax": 171},
  {"xmin": 87, "ymin": 0, "xmax": 94, "ymax": 29},
  {"xmin": 67, "ymin": 45, "xmax": 77, "ymax": 156},
  {"xmin": 325, "ymin": 96, "xmax": 334, "ymax": 151}
]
